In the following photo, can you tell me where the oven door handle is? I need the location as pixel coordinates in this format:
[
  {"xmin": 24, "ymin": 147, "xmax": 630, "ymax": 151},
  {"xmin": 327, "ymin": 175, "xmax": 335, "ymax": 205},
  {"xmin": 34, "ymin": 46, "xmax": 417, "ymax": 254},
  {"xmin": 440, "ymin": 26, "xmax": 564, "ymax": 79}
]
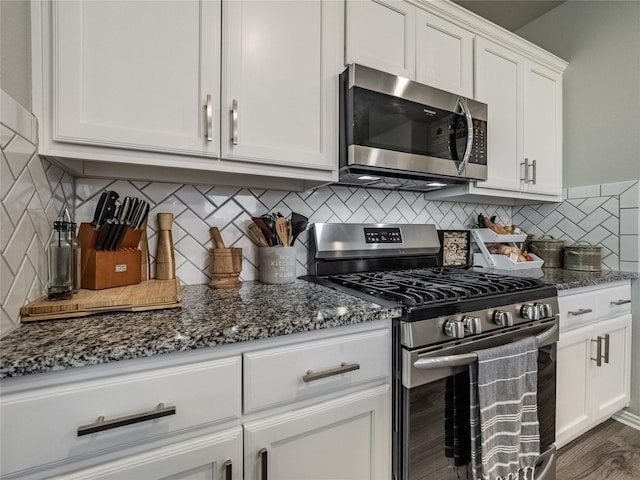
[{"xmin": 413, "ymin": 323, "xmax": 558, "ymax": 370}]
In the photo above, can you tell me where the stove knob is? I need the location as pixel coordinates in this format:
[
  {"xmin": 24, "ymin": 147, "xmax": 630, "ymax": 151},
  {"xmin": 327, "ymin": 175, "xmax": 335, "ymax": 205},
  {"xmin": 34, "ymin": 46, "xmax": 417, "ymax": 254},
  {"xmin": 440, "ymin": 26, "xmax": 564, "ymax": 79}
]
[
  {"xmin": 443, "ymin": 320, "xmax": 465, "ymax": 339},
  {"xmin": 521, "ymin": 304, "xmax": 540, "ymax": 320},
  {"xmin": 463, "ymin": 316, "xmax": 482, "ymax": 334},
  {"xmin": 493, "ymin": 310, "xmax": 514, "ymax": 327},
  {"xmin": 537, "ymin": 303, "xmax": 554, "ymax": 318}
]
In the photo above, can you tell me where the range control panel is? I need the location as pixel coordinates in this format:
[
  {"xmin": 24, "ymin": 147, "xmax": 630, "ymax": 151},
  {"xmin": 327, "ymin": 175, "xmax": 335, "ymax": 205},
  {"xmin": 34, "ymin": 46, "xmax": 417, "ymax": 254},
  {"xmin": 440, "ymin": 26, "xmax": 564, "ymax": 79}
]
[{"xmin": 364, "ymin": 227, "xmax": 403, "ymax": 244}]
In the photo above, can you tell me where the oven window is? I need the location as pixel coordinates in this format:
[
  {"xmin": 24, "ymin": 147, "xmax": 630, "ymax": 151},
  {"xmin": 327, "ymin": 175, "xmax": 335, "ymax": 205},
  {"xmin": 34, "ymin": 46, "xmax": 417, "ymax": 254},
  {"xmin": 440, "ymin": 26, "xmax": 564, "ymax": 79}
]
[
  {"xmin": 400, "ymin": 346, "xmax": 555, "ymax": 480},
  {"xmin": 352, "ymin": 87, "xmax": 469, "ymax": 161}
]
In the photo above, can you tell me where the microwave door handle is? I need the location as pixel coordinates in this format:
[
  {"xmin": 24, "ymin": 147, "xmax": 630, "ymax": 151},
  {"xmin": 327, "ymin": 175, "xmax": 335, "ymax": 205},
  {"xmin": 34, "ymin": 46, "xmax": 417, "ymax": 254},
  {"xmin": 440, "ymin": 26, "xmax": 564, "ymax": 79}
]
[
  {"xmin": 413, "ymin": 323, "xmax": 559, "ymax": 370},
  {"xmin": 456, "ymin": 97, "xmax": 474, "ymax": 175}
]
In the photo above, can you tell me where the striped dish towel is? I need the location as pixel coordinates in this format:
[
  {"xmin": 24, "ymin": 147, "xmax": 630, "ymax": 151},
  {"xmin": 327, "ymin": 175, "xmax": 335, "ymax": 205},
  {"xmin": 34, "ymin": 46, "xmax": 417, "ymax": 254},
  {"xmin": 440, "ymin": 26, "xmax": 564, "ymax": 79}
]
[{"xmin": 470, "ymin": 337, "xmax": 540, "ymax": 480}]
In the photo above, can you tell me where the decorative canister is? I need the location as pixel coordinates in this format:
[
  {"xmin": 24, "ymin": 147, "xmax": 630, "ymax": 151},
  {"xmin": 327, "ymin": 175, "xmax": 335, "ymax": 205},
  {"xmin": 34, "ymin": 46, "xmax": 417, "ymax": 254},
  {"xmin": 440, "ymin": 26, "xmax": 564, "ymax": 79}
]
[
  {"xmin": 563, "ymin": 241, "xmax": 602, "ymax": 271},
  {"xmin": 529, "ymin": 236, "xmax": 565, "ymax": 268},
  {"xmin": 259, "ymin": 246, "xmax": 297, "ymax": 284}
]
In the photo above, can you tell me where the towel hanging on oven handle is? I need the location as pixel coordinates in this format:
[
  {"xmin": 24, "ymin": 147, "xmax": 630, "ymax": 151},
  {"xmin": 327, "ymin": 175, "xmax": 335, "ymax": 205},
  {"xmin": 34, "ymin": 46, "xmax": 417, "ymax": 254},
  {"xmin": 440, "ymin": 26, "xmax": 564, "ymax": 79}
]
[{"xmin": 413, "ymin": 323, "xmax": 558, "ymax": 370}]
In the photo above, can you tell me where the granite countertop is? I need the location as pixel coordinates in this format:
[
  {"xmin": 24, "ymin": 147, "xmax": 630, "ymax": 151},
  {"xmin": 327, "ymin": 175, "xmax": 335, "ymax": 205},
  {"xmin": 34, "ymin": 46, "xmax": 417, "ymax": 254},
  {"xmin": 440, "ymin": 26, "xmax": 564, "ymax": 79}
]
[
  {"xmin": 0, "ymin": 281, "xmax": 402, "ymax": 380},
  {"xmin": 483, "ymin": 267, "xmax": 638, "ymax": 290},
  {"xmin": 1, "ymin": 269, "xmax": 636, "ymax": 381}
]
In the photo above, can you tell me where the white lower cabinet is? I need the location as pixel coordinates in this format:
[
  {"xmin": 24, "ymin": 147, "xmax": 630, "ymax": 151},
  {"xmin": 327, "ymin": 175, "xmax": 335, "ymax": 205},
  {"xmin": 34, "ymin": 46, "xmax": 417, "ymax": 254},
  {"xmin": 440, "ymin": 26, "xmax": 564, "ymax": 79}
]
[
  {"xmin": 244, "ymin": 386, "xmax": 390, "ymax": 480},
  {"xmin": 556, "ymin": 283, "xmax": 632, "ymax": 448},
  {"xmin": 54, "ymin": 428, "xmax": 243, "ymax": 480},
  {"xmin": 1, "ymin": 322, "xmax": 391, "ymax": 480}
]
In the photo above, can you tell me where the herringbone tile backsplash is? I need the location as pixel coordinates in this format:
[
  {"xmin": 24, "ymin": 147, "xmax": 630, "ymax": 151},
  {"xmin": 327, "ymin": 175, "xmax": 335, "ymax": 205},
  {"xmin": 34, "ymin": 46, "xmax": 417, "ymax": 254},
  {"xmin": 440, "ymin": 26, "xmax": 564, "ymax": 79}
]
[{"xmin": 74, "ymin": 181, "xmax": 512, "ymax": 285}]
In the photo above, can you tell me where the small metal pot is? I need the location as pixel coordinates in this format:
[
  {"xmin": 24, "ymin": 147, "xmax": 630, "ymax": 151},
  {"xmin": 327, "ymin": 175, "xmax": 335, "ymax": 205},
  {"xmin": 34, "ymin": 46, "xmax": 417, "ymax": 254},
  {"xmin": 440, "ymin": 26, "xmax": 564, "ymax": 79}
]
[
  {"xmin": 529, "ymin": 236, "xmax": 565, "ymax": 268},
  {"xmin": 563, "ymin": 241, "xmax": 602, "ymax": 271}
]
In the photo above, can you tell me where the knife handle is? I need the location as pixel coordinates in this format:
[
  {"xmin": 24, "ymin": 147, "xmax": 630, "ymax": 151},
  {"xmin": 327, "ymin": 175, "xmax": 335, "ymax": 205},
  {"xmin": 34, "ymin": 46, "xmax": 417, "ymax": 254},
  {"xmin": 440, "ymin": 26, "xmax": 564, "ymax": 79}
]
[{"xmin": 91, "ymin": 192, "xmax": 108, "ymax": 226}]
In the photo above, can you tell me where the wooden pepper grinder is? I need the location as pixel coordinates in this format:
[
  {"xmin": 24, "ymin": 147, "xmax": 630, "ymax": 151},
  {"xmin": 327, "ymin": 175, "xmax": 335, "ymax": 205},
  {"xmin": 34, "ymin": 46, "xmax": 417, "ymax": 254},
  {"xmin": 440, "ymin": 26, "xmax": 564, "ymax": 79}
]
[{"xmin": 155, "ymin": 213, "xmax": 175, "ymax": 280}]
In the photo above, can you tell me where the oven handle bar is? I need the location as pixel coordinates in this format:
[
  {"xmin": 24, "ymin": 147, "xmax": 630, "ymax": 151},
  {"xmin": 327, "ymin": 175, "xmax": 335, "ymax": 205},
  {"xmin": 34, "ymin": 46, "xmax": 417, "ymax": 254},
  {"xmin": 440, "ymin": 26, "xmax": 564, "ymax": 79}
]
[{"xmin": 413, "ymin": 323, "xmax": 558, "ymax": 370}]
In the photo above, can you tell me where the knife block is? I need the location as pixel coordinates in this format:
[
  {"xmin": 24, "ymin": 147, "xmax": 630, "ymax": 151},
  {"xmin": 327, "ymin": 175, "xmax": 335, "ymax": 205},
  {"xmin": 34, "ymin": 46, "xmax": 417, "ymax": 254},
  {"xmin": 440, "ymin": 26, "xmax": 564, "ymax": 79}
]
[{"xmin": 77, "ymin": 223, "xmax": 143, "ymax": 290}]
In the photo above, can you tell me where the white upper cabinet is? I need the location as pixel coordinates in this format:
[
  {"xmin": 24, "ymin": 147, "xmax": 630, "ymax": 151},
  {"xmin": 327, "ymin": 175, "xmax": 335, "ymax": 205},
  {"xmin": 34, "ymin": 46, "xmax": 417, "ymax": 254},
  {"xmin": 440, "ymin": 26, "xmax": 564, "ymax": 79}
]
[
  {"xmin": 473, "ymin": 39, "xmax": 563, "ymax": 199},
  {"xmin": 474, "ymin": 37, "xmax": 525, "ymax": 192},
  {"xmin": 53, "ymin": 0, "xmax": 220, "ymax": 157},
  {"xmin": 221, "ymin": 0, "xmax": 339, "ymax": 171},
  {"xmin": 33, "ymin": 0, "xmax": 340, "ymax": 189},
  {"xmin": 415, "ymin": 10, "xmax": 474, "ymax": 98},
  {"xmin": 345, "ymin": 0, "xmax": 415, "ymax": 78},
  {"xmin": 523, "ymin": 61, "xmax": 563, "ymax": 196}
]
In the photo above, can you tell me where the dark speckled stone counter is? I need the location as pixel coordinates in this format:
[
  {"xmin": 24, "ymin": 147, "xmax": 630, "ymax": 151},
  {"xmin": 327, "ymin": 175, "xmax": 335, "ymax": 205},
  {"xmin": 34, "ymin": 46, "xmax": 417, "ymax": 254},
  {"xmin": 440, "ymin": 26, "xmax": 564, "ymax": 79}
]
[
  {"xmin": 479, "ymin": 267, "xmax": 638, "ymax": 290},
  {"xmin": 0, "ymin": 281, "xmax": 402, "ymax": 380}
]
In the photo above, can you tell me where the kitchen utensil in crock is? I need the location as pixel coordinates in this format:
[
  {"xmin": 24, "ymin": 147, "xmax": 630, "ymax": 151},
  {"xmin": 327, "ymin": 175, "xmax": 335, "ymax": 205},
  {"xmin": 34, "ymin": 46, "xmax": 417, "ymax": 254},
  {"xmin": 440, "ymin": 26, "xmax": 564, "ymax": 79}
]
[
  {"xmin": 290, "ymin": 212, "xmax": 308, "ymax": 246},
  {"xmin": 251, "ymin": 217, "xmax": 274, "ymax": 247},
  {"xmin": 275, "ymin": 217, "xmax": 290, "ymax": 246}
]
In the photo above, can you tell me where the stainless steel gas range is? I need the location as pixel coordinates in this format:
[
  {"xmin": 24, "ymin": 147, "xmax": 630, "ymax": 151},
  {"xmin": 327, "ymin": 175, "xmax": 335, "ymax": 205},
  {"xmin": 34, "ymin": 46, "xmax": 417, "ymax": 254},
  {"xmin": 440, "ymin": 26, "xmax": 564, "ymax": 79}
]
[{"xmin": 304, "ymin": 223, "xmax": 558, "ymax": 480}]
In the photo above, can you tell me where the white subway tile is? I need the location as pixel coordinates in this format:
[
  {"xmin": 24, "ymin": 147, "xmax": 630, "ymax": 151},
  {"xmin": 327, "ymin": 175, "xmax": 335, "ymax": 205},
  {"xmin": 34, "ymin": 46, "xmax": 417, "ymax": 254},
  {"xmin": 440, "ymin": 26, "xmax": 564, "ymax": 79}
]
[{"xmin": 567, "ymin": 184, "xmax": 600, "ymax": 199}]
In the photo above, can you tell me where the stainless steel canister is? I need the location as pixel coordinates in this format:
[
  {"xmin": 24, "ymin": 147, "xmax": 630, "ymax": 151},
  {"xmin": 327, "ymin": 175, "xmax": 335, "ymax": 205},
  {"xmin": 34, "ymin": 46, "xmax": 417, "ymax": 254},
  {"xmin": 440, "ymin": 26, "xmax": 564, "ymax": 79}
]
[
  {"xmin": 563, "ymin": 241, "xmax": 602, "ymax": 271},
  {"xmin": 529, "ymin": 236, "xmax": 565, "ymax": 268}
]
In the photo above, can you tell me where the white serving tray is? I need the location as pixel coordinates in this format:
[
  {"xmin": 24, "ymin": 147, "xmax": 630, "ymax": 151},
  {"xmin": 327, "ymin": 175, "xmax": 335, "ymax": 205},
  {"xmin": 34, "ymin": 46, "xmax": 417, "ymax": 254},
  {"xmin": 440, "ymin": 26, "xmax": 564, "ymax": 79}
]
[
  {"xmin": 473, "ymin": 228, "xmax": 527, "ymax": 243},
  {"xmin": 473, "ymin": 252, "xmax": 544, "ymax": 270}
]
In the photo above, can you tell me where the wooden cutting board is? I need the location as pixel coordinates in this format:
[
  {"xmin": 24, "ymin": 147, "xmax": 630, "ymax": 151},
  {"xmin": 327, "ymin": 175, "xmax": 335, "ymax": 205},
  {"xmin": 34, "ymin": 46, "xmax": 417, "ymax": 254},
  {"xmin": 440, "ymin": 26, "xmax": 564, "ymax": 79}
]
[{"xmin": 20, "ymin": 278, "xmax": 182, "ymax": 322}]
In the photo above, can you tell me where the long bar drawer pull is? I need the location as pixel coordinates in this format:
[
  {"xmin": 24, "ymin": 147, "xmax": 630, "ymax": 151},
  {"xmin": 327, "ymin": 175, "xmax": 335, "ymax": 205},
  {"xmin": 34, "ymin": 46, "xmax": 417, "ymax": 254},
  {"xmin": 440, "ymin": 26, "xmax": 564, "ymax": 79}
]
[
  {"xmin": 77, "ymin": 403, "xmax": 176, "ymax": 436},
  {"xmin": 303, "ymin": 362, "xmax": 360, "ymax": 383},
  {"xmin": 568, "ymin": 308, "xmax": 593, "ymax": 316},
  {"xmin": 610, "ymin": 299, "xmax": 631, "ymax": 306}
]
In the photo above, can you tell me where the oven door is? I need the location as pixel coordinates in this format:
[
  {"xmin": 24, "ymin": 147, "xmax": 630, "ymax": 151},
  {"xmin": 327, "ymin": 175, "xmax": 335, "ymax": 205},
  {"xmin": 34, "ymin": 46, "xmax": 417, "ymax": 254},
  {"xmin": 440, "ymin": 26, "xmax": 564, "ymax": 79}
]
[{"xmin": 394, "ymin": 320, "xmax": 557, "ymax": 480}]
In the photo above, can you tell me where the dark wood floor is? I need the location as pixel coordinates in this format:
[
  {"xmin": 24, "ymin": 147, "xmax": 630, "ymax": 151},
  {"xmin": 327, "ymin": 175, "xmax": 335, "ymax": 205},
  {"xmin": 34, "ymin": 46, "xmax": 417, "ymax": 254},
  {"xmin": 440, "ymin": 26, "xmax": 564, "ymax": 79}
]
[{"xmin": 557, "ymin": 419, "xmax": 640, "ymax": 480}]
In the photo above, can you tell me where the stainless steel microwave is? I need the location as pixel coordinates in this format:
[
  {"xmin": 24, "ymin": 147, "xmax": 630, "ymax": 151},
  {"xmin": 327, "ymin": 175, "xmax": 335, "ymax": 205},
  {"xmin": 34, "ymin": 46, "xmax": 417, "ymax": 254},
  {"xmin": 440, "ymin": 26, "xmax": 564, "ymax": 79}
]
[{"xmin": 338, "ymin": 64, "xmax": 488, "ymax": 191}]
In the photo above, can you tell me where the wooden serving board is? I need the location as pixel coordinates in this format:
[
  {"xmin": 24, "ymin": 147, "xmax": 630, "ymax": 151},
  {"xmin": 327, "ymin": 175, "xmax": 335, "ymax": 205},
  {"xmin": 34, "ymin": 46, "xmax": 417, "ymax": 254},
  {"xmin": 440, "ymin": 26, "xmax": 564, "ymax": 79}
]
[{"xmin": 20, "ymin": 278, "xmax": 182, "ymax": 322}]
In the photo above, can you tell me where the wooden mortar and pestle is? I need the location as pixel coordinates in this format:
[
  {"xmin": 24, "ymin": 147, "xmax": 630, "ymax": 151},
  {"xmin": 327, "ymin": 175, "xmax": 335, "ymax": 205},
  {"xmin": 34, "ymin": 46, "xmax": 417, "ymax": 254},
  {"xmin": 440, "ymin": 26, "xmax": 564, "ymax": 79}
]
[{"xmin": 209, "ymin": 227, "xmax": 242, "ymax": 289}]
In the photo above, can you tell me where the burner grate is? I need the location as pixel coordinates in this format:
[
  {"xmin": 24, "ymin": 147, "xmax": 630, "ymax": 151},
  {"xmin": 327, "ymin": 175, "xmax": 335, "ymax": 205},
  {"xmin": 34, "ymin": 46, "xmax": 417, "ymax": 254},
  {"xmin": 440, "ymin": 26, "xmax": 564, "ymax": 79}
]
[{"xmin": 327, "ymin": 268, "xmax": 544, "ymax": 308}]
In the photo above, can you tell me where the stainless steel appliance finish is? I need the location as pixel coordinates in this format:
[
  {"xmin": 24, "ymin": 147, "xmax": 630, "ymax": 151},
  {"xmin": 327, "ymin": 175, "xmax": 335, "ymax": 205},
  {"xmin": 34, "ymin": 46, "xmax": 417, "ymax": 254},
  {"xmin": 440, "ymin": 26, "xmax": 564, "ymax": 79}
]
[
  {"xmin": 338, "ymin": 64, "xmax": 488, "ymax": 191},
  {"xmin": 304, "ymin": 223, "xmax": 558, "ymax": 480}
]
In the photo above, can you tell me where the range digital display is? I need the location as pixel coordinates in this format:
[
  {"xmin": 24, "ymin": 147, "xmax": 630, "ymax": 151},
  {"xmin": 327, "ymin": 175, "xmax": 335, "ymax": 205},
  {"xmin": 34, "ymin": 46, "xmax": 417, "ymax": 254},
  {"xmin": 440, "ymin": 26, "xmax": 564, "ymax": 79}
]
[{"xmin": 364, "ymin": 228, "xmax": 402, "ymax": 244}]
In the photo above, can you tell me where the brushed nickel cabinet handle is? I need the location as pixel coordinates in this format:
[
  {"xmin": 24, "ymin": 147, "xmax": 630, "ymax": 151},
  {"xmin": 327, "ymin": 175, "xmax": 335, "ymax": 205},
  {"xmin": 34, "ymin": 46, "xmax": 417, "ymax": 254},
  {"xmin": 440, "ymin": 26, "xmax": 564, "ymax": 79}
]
[
  {"xmin": 77, "ymin": 403, "xmax": 175, "ymax": 436},
  {"xmin": 206, "ymin": 94, "xmax": 213, "ymax": 142},
  {"xmin": 259, "ymin": 448, "xmax": 268, "ymax": 480},
  {"xmin": 232, "ymin": 99, "xmax": 238, "ymax": 145},
  {"xmin": 610, "ymin": 299, "xmax": 631, "ymax": 306},
  {"xmin": 521, "ymin": 158, "xmax": 529, "ymax": 183},
  {"xmin": 302, "ymin": 362, "xmax": 360, "ymax": 382},
  {"xmin": 568, "ymin": 308, "xmax": 593, "ymax": 316},
  {"xmin": 223, "ymin": 460, "xmax": 232, "ymax": 480},
  {"xmin": 531, "ymin": 159, "xmax": 537, "ymax": 184},
  {"xmin": 603, "ymin": 333, "xmax": 610, "ymax": 364},
  {"xmin": 591, "ymin": 336, "xmax": 603, "ymax": 367}
]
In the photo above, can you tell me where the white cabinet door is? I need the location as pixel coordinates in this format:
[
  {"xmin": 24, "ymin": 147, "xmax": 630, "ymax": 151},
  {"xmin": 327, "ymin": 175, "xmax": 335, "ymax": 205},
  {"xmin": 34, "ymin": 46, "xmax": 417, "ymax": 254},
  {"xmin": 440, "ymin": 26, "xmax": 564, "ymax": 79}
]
[
  {"xmin": 415, "ymin": 11, "xmax": 473, "ymax": 97},
  {"xmin": 55, "ymin": 428, "xmax": 243, "ymax": 480},
  {"xmin": 523, "ymin": 61, "xmax": 562, "ymax": 195},
  {"xmin": 474, "ymin": 37, "xmax": 524, "ymax": 192},
  {"xmin": 345, "ymin": 0, "xmax": 415, "ymax": 78},
  {"xmin": 53, "ymin": 0, "xmax": 220, "ymax": 157},
  {"xmin": 244, "ymin": 385, "xmax": 390, "ymax": 480},
  {"xmin": 555, "ymin": 324, "xmax": 591, "ymax": 448},
  {"xmin": 221, "ymin": 0, "xmax": 339, "ymax": 171},
  {"xmin": 592, "ymin": 314, "xmax": 632, "ymax": 419}
]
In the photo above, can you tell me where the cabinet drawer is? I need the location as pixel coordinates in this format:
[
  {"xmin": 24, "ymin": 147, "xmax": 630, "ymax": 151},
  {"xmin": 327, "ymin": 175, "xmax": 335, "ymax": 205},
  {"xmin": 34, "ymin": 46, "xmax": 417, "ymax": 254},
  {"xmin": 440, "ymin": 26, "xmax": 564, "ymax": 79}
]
[
  {"xmin": 558, "ymin": 291, "xmax": 596, "ymax": 332},
  {"xmin": 0, "ymin": 357, "xmax": 241, "ymax": 477},
  {"xmin": 243, "ymin": 329, "xmax": 390, "ymax": 413},
  {"xmin": 596, "ymin": 283, "xmax": 632, "ymax": 319}
]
